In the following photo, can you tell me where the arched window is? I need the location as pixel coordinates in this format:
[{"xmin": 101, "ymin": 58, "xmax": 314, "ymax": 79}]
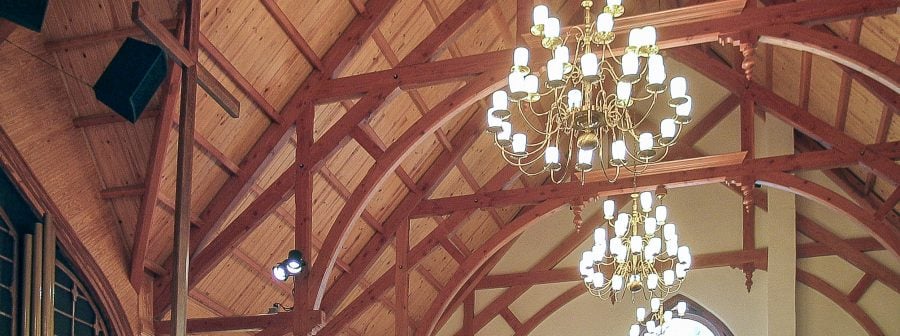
[
  {"xmin": 53, "ymin": 257, "xmax": 108, "ymax": 336},
  {"xmin": 0, "ymin": 210, "xmax": 17, "ymax": 335},
  {"xmin": 664, "ymin": 294, "xmax": 734, "ymax": 336},
  {"xmin": 0, "ymin": 173, "xmax": 110, "ymax": 335}
]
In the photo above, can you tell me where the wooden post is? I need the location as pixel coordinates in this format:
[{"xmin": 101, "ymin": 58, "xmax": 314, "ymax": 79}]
[
  {"xmin": 294, "ymin": 101, "xmax": 315, "ymax": 335},
  {"xmin": 171, "ymin": 0, "xmax": 200, "ymax": 334},
  {"xmin": 395, "ymin": 219, "xmax": 410, "ymax": 336},
  {"xmin": 740, "ymin": 92, "xmax": 757, "ymax": 291}
]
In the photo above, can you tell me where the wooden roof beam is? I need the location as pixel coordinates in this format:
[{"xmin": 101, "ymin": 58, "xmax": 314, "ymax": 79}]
[
  {"xmin": 259, "ymin": 0, "xmax": 324, "ymax": 71},
  {"xmin": 155, "ymin": 313, "xmax": 291, "ymax": 335},
  {"xmin": 199, "ymin": 34, "xmax": 280, "ymax": 122},
  {"xmin": 794, "ymin": 133, "xmax": 900, "ymax": 226},
  {"xmin": 130, "ymin": 58, "xmax": 182, "ymax": 290},
  {"xmin": 43, "ymin": 19, "xmax": 179, "ymax": 52},
  {"xmin": 832, "ymin": 19, "xmax": 863, "ymax": 130},
  {"xmin": 72, "ymin": 109, "xmax": 161, "ymax": 128}
]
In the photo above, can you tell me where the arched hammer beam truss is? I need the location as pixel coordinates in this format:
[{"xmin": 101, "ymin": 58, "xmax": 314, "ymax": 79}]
[{"xmin": 418, "ymin": 48, "xmax": 900, "ymax": 336}]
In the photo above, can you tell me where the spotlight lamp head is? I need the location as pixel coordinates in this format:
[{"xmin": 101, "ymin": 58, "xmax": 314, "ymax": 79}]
[
  {"xmin": 272, "ymin": 249, "xmax": 309, "ymax": 282},
  {"xmin": 272, "ymin": 263, "xmax": 289, "ymax": 282},
  {"xmin": 285, "ymin": 249, "xmax": 306, "ymax": 275}
]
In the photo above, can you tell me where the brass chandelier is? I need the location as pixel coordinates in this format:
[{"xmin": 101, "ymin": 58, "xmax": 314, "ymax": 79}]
[
  {"xmin": 486, "ymin": 0, "xmax": 694, "ymax": 183},
  {"xmin": 579, "ymin": 187, "xmax": 692, "ymax": 301},
  {"xmin": 629, "ymin": 298, "xmax": 688, "ymax": 336}
]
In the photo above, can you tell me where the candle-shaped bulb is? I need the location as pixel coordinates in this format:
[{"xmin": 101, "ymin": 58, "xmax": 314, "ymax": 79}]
[
  {"xmin": 603, "ymin": 199, "xmax": 615, "ymax": 219},
  {"xmin": 512, "ymin": 134, "xmax": 527, "ymax": 153},
  {"xmin": 492, "ymin": 91, "xmax": 508, "ymax": 110},
  {"xmin": 567, "ymin": 89, "xmax": 583, "ymax": 109},
  {"xmin": 513, "ymin": 47, "xmax": 529, "ymax": 67},
  {"xmin": 648, "ymin": 54, "xmax": 666, "ymax": 84},
  {"xmin": 596, "ymin": 13, "xmax": 614, "ymax": 33},
  {"xmin": 532, "ymin": 5, "xmax": 549, "ymax": 26}
]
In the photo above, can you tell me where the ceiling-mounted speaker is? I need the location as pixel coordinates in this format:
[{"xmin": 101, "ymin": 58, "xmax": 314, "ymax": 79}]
[
  {"xmin": 93, "ymin": 37, "xmax": 168, "ymax": 123},
  {"xmin": 0, "ymin": 0, "xmax": 50, "ymax": 32}
]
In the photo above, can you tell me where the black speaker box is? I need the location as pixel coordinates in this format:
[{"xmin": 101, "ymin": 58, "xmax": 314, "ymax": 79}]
[
  {"xmin": 93, "ymin": 37, "xmax": 168, "ymax": 123},
  {"xmin": 0, "ymin": 0, "xmax": 50, "ymax": 32}
]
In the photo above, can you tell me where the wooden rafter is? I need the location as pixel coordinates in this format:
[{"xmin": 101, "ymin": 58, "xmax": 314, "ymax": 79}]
[
  {"xmin": 129, "ymin": 62, "xmax": 181, "ymax": 290},
  {"xmin": 198, "ymin": 34, "xmax": 280, "ymax": 122},
  {"xmin": 132, "ymin": 2, "xmax": 240, "ymax": 119},
  {"xmin": 259, "ymin": 0, "xmax": 324, "ymax": 71}
]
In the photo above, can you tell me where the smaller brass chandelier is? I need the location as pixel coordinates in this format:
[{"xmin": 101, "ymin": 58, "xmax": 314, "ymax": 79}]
[
  {"xmin": 628, "ymin": 298, "xmax": 687, "ymax": 336},
  {"xmin": 579, "ymin": 186, "xmax": 691, "ymax": 301}
]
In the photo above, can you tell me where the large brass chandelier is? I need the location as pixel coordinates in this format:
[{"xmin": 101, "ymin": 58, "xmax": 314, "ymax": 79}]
[
  {"xmin": 486, "ymin": 0, "xmax": 694, "ymax": 183},
  {"xmin": 579, "ymin": 187, "xmax": 692, "ymax": 301}
]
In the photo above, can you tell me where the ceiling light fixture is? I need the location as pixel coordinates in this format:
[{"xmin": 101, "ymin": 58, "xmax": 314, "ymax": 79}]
[
  {"xmin": 629, "ymin": 298, "xmax": 687, "ymax": 336},
  {"xmin": 579, "ymin": 186, "xmax": 691, "ymax": 301},
  {"xmin": 487, "ymin": 0, "xmax": 693, "ymax": 183},
  {"xmin": 272, "ymin": 249, "xmax": 307, "ymax": 282}
]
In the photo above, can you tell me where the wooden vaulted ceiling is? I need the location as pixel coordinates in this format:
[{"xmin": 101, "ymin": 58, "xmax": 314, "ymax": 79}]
[{"xmin": 0, "ymin": 0, "xmax": 898, "ymax": 335}]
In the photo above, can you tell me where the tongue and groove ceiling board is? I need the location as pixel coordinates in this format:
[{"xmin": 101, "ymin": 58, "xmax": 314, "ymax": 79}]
[{"xmin": 0, "ymin": 0, "xmax": 898, "ymax": 335}]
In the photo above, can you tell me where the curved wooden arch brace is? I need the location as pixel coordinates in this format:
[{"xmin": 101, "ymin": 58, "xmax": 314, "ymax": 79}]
[
  {"xmin": 422, "ymin": 173, "xmax": 900, "ymax": 335},
  {"xmin": 307, "ymin": 70, "xmax": 508, "ymax": 309},
  {"xmin": 797, "ymin": 269, "xmax": 884, "ymax": 336},
  {"xmin": 756, "ymin": 24, "xmax": 900, "ymax": 93},
  {"xmin": 514, "ymin": 284, "xmax": 584, "ymax": 336},
  {"xmin": 758, "ymin": 172, "xmax": 900, "ymax": 260},
  {"xmin": 420, "ymin": 199, "xmax": 569, "ymax": 335}
]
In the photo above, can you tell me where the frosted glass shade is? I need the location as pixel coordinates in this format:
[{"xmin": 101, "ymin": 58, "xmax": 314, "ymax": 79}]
[
  {"xmin": 545, "ymin": 17, "xmax": 560, "ymax": 38},
  {"xmin": 514, "ymin": 47, "xmax": 529, "ymax": 67},
  {"xmin": 512, "ymin": 133, "xmax": 527, "ymax": 153},
  {"xmin": 532, "ymin": 5, "xmax": 548, "ymax": 26},
  {"xmin": 596, "ymin": 12, "xmax": 614, "ymax": 33},
  {"xmin": 492, "ymin": 91, "xmax": 508, "ymax": 110},
  {"xmin": 603, "ymin": 199, "xmax": 615, "ymax": 219}
]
